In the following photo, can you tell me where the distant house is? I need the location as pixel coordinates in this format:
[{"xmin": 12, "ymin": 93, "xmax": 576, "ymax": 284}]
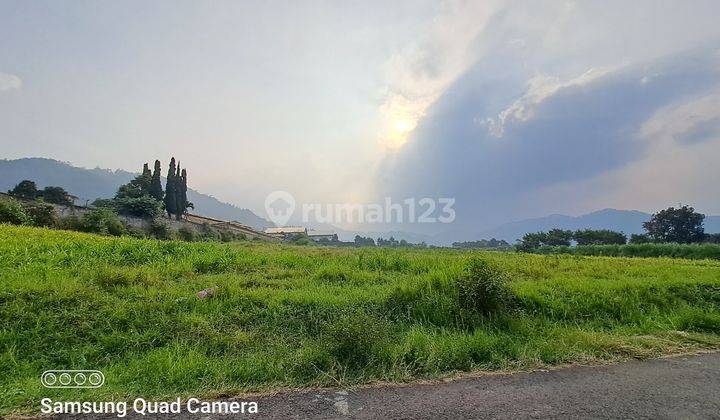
[
  {"xmin": 264, "ymin": 226, "xmax": 307, "ymax": 239},
  {"xmin": 307, "ymin": 230, "xmax": 338, "ymax": 242}
]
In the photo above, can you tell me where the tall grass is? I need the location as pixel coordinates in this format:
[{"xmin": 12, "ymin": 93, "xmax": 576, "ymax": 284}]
[
  {"xmin": 1, "ymin": 225, "xmax": 719, "ymax": 414},
  {"xmin": 532, "ymin": 243, "xmax": 720, "ymax": 259}
]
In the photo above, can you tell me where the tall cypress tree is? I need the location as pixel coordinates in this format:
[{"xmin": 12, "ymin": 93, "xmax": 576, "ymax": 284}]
[
  {"xmin": 180, "ymin": 168, "xmax": 189, "ymax": 216},
  {"xmin": 139, "ymin": 163, "xmax": 152, "ymax": 195},
  {"xmin": 164, "ymin": 158, "xmax": 177, "ymax": 217},
  {"xmin": 149, "ymin": 159, "xmax": 163, "ymax": 201},
  {"xmin": 174, "ymin": 162, "xmax": 183, "ymax": 220}
]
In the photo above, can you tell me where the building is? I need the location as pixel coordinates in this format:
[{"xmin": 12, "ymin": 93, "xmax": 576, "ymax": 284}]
[
  {"xmin": 307, "ymin": 230, "xmax": 338, "ymax": 242},
  {"xmin": 264, "ymin": 226, "xmax": 307, "ymax": 239}
]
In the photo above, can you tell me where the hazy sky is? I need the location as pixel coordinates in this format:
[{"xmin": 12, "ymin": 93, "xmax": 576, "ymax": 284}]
[{"xmin": 2, "ymin": 0, "xmax": 720, "ymax": 230}]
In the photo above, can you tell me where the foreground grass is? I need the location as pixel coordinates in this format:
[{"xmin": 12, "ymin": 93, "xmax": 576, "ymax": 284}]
[{"xmin": 1, "ymin": 225, "xmax": 720, "ymax": 414}]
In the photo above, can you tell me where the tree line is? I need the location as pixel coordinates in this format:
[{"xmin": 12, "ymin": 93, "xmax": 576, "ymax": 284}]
[
  {"xmin": 517, "ymin": 205, "xmax": 720, "ymax": 251},
  {"xmin": 7, "ymin": 180, "xmax": 74, "ymax": 206},
  {"xmin": 452, "ymin": 239, "xmax": 512, "ymax": 250},
  {"xmin": 352, "ymin": 235, "xmax": 429, "ymax": 248}
]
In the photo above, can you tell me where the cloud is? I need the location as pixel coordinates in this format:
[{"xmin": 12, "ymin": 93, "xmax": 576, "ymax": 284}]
[
  {"xmin": 0, "ymin": 73, "xmax": 22, "ymax": 91},
  {"xmin": 377, "ymin": 0, "xmax": 503, "ymax": 148},
  {"xmin": 481, "ymin": 67, "xmax": 613, "ymax": 137},
  {"xmin": 376, "ymin": 48, "xmax": 720, "ymax": 232}
]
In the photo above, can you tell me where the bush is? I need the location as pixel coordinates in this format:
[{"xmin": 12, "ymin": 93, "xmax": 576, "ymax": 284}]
[
  {"xmin": 177, "ymin": 226, "xmax": 196, "ymax": 242},
  {"xmin": 79, "ymin": 208, "xmax": 125, "ymax": 236},
  {"xmin": 57, "ymin": 213, "xmax": 82, "ymax": 231},
  {"xmin": 457, "ymin": 258, "xmax": 513, "ymax": 315},
  {"xmin": 629, "ymin": 233, "xmax": 651, "ymax": 244},
  {"xmin": 147, "ymin": 217, "xmax": 173, "ymax": 240},
  {"xmin": 321, "ymin": 311, "xmax": 392, "ymax": 369},
  {"xmin": 22, "ymin": 202, "xmax": 57, "ymax": 227},
  {"xmin": 113, "ymin": 196, "xmax": 164, "ymax": 219},
  {"xmin": 219, "ymin": 229, "xmax": 244, "ymax": 242},
  {"xmin": 0, "ymin": 197, "xmax": 33, "ymax": 225}
]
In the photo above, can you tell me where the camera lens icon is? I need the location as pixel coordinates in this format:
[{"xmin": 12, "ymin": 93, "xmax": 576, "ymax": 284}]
[{"xmin": 41, "ymin": 370, "xmax": 105, "ymax": 388}]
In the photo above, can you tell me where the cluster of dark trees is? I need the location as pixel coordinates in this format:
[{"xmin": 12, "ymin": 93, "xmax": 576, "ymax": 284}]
[
  {"xmin": 452, "ymin": 239, "xmax": 512, "ymax": 250},
  {"xmin": 517, "ymin": 229, "xmax": 625, "ymax": 251},
  {"xmin": 94, "ymin": 158, "xmax": 192, "ymax": 219},
  {"xmin": 7, "ymin": 180, "xmax": 74, "ymax": 206},
  {"xmin": 352, "ymin": 235, "xmax": 429, "ymax": 248},
  {"xmin": 518, "ymin": 205, "xmax": 720, "ymax": 251}
]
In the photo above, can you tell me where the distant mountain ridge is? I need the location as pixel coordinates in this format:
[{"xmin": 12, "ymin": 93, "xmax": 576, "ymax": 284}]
[{"xmin": 0, "ymin": 158, "xmax": 271, "ymax": 229}]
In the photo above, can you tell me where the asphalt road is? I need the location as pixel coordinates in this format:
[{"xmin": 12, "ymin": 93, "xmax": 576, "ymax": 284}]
[{"xmin": 49, "ymin": 352, "xmax": 720, "ymax": 420}]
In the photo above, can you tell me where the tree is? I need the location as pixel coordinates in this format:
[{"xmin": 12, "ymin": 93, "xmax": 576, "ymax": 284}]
[
  {"xmin": 629, "ymin": 233, "xmax": 651, "ymax": 244},
  {"xmin": 573, "ymin": 229, "xmax": 627, "ymax": 245},
  {"xmin": 354, "ymin": 235, "xmax": 375, "ymax": 246},
  {"xmin": 642, "ymin": 205, "xmax": 705, "ymax": 243},
  {"xmin": 8, "ymin": 180, "xmax": 37, "ymax": 199},
  {"xmin": 149, "ymin": 160, "xmax": 164, "ymax": 201},
  {"xmin": 170, "ymin": 166, "xmax": 193, "ymax": 220},
  {"xmin": 164, "ymin": 157, "xmax": 177, "ymax": 217},
  {"xmin": 544, "ymin": 229, "xmax": 573, "ymax": 246},
  {"xmin": 516, "ymin": 232, "xmax": 547, "ymax": 251},
  {"xmin": 39, "ymin": 186, "xmax": 73, "ymax": 205}
]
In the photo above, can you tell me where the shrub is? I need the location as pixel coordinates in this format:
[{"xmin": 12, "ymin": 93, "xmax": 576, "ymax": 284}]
[
  {"xmin": 456, "ymin": 258, "xmax": 513, "ymax": 315},
  {"xmin": 0, "ymin": 197, "xmax": 33, "ymax": 225},
  {"xmin": 147, "ymin": 217, "xmax": 173, "ymax": 240},
  {"xmin": 22, "ymin": 202, "xmax": 57, "ymax": 227},
  {"xmin": 57, "ymin": 213, "xmax": 82, "ymax": 231},
  {"xmin": 113, "ymin": 196, "xmax": 164, "ymax": 219},
  {"xmin": 629, "ymin": 233, "xmax": 651, "ymax": 244},
  {"xmin": 178, "ymin": 226, "xmax": 196, "ymax": 242},
  {"xmin": 219, "ymin": 229, "xmax": 244, "ymax": 242},
  {"xmin": 321, "ymin": 311, "xmax": 392, "ymax": 369},
  {"xmin": 79, "ymin": 208, "xmax": 125, "ymax": 236}
]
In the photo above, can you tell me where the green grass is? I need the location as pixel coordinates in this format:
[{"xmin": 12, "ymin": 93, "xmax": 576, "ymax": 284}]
[
  {"xmin": 532, "ymin": 242, "xmax": 720, "ymax": 259},
  {"xmin": 1, "ymin": 225, "xmax": 720, "ymax": 414}
]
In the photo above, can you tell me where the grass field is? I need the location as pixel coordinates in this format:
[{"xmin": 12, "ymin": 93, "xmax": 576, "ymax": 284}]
[{"xmin": 2, "ymin": 225, "xmax": 720, "ymax": 414}]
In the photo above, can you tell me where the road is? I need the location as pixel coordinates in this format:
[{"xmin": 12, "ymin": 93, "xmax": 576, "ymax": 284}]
[{"xmin": 50, "ymin": 352, "xmax": 720, "ymax": 419}]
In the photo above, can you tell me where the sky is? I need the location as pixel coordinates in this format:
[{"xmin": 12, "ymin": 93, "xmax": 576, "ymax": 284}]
[{"xmin": 2, "ymin": 0, "xmax": 720, "ymax": 233}]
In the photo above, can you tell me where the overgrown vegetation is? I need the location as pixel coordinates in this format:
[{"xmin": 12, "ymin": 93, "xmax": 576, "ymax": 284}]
[
  {"xmin": 516, "ymin": 206, "xmax": 718, "ymax": 255},
  {"xmin": 1, "ymin": 225, "xmax": 719, "ymax": 415},
  {"xmin": 529, "ymin": 243, "xmax": 720, "ymax": 260}
]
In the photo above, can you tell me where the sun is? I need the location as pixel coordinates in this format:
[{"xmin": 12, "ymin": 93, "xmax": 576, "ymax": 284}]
[
  {"xmin": 393, "ymin": 118, "xmax": 415, "ymax": 134},
  {"xmin": 384, "ymin": 117, "xmax": 418, "ymax": 149}
]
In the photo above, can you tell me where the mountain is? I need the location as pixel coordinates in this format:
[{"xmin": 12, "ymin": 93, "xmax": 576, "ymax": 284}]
[
  {"xmin": 0, "ymin": 158, "xmax": 271, "ymax": 229},
  {"xmin": 439, "ymin": 208, "xmax": 720, "ymax": 244}
]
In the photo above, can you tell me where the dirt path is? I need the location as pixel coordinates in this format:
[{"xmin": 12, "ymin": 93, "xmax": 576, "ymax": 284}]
[{"xmin": 50, "ymin": 352, "xmax": 720, "ymax": 419}]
